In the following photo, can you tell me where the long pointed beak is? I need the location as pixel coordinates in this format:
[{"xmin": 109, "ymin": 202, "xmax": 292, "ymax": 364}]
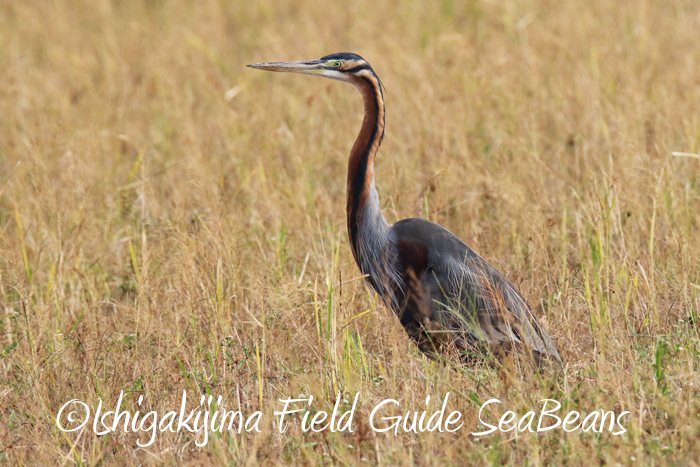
[{"xmin": 247, "ymin": 60, "xmax": 325, "ymax": 75}]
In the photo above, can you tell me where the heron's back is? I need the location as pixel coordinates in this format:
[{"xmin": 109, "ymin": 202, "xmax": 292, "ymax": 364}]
[{"xmin": 390, "ymin": 218, "xmax": 562, "ymax": 365}]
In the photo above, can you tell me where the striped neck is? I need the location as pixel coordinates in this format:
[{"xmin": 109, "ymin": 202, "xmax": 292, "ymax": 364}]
[{"xmin": 346, "ymin": 70, "xmax": 390, "ymax": 272}]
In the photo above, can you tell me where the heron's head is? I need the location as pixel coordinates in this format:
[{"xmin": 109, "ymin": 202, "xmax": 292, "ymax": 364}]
[{"xmin": 247, "ymin": 52, "xmax": 376, "ymax": 84}]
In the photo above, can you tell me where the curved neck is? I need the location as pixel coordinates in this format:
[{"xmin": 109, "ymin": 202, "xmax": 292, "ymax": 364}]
[{"xmin": 346, "ymin": 72, "xmax": 390, "ymax": 267}]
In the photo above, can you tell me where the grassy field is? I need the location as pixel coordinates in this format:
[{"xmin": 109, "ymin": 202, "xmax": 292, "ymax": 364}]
[{"xmin": 1, "ymin": 0, "xmax": 699, "ymax": 465}]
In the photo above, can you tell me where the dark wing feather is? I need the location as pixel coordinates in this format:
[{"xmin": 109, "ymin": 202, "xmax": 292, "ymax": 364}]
[{"xmin": 391, "ymin": 218, "xmax": 562, "ymax": 365}]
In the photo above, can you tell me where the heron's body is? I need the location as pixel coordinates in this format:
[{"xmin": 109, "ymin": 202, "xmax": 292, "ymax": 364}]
[{"xmin": 249, "ymin": 53, "xmax": 562, "ymax": 366}]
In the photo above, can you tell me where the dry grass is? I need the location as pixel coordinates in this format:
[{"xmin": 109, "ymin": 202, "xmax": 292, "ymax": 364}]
[{"xmin": 1, "ymin": 0, "xmax": 700, "ymax": 465}]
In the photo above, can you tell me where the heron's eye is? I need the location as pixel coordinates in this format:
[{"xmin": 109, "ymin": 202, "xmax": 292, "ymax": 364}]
[{"xmin": 334, "ymin": 61, "xmax": 342, "ymax": 68}]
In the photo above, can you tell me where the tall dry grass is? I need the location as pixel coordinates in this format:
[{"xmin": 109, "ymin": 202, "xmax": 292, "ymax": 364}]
[{"xmin": 1, "ymin": 0, "xmax": 699, "ymax": 464}]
